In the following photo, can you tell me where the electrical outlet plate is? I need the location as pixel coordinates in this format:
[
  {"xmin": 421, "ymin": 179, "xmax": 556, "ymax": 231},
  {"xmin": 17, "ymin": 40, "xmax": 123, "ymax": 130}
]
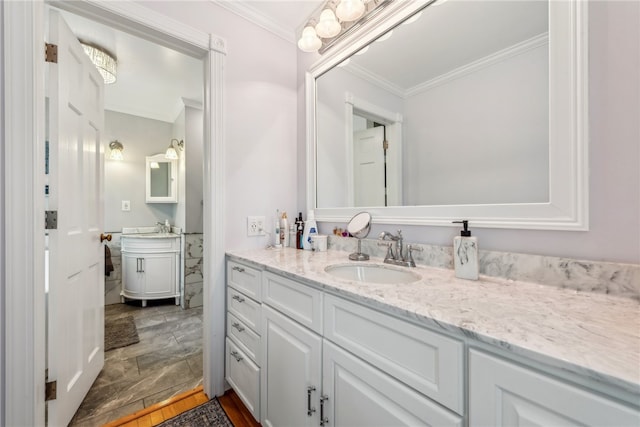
[
  {"xmin": 247, "ymin": 216, "xmax": 265, "ymax": 236},
  {"xmin": 122, "ymin": 200, "xmax": 131, "ymax": 211}
]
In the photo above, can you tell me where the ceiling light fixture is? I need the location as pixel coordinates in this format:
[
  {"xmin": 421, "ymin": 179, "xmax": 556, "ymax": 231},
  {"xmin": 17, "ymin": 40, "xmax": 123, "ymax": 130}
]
[
  {"xmin": 165, "ymin": 139, "xmax": 184, "ymax": 160},
  {"xmin": 109, "ymin": 140, "xmax": 124, "ymax": 160},
  {"xmin": 297, "ymin": 0, "xmax": 391, "ymax": 54},
  {"xmin": 81, "ymin": 42, "xmax": 117, "ymax": 84}
]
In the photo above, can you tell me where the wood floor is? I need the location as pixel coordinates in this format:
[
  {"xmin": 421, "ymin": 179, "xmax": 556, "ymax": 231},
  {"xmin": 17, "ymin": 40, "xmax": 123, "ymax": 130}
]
[{"xmin": 104, "ymin": 386, "xmax": 260, "ymax": 427}]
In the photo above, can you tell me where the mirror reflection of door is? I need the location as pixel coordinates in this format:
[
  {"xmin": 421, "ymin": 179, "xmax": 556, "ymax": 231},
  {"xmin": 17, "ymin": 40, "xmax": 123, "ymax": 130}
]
[{"xmin": 354, "ymin": 118, "xmax": 386, "ymax": 207}]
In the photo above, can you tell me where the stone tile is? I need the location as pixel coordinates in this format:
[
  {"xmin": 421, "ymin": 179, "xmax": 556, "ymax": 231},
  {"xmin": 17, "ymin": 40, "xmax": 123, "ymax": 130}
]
[
  {"xmin": 137, "ymin": 314, "xmax": 201, "ymax": 339},
  {"xmin": 105, "ymin": 332, "xmax": 178, "ymax": 363},
  {"xmin": 93, "ymin": 356, "xmax": 139, "ymax": 389},
  {"xmin": 186, "ymin": 351, "xmax": 204, "ymax": 377},
  {"xmin": 185, "ymin": 234, "xmax": 203, "ymax": 259},
  {"xmin": 174, "ymin": 324, "xmax": 202, "ymax": 345},
  {"xmin": 165, "ymin": 306, "xmax": 202, "ymax": 322},
  {"xmin": 134, "ymin": 312, "xmax": 168, "ymax": 329},
  {"xmin": 136, "ymin": 340, "xmax": 199, "ymax": 375},
  {"xmin": 70, "ymin": 399, "xmax": 144, "ymax": 427},
  {"xmin": 74, "ymin": 360, "xmax": 195, "ymax": 420},
  {"xmin": 185, "ymin": 258, "xmax": 203, "ymax": 284},
  {"xmin": 142, "ymin": 376, "xmax": 204, "ymax": 408}
]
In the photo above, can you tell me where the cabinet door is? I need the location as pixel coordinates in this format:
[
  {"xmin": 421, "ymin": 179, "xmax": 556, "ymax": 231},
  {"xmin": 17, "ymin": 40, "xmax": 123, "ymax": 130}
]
[
  {"xmin": 143, "ymin": 253, "xmax": 177, "ymax": 297},
  {"xmin": 122, "ymin": 253, "xmax": 145, "ymax": 297},
  {"xmin": 323, "ymin": 340, "xmax": 462, "ymax": 427},
  {"xmin": 470, "ymin": 350, "xmax": 640, "ymax": 426},
  {"xmin": 261, "ymin": 305, "xmax": 322, "ymax": 427}
]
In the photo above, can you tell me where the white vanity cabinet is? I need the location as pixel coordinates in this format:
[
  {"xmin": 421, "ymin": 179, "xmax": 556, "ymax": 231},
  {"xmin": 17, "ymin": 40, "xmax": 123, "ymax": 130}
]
[
  {"xmin": 121, "ymin": 235, "xmax": 180, "ymax": 306},
  {"xmin": 226, "ymin": 260, "xmax": 263, "ymax": 421},
  {"xmin": 469, "ymin": 350, "xmax": 640, "ymax": 426},
  {"xmin": 258, "ymin": 269, "xmax": 462, "ymax": 427}
]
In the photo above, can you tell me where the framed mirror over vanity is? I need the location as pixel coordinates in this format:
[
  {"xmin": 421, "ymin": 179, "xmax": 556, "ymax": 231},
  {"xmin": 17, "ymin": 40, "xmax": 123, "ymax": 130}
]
[
  {"xmin": 306, "ymin": 0, "xmax": 589, "ymax": 230},
  {"xmin": 146, "ymin": 153, "xmax": 178, "ymax": 203}
]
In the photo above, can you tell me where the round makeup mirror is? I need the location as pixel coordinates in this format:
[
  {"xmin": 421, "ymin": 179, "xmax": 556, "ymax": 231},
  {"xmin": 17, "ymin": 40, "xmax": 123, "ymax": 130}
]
[{"xmin": 347, "ymin": 211, "xmax": 371, "ymax": 261}]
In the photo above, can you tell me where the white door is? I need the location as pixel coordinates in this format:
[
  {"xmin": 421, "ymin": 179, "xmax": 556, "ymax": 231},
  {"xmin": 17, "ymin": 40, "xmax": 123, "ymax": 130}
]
[
  {"xmin": 354, "ymin": 126, "xmax": 386, "ymax": 206},
  {"xmin": 47, "ymin": 9, "xmax": 105, "ymax": 426},
  {"xmin": 261, "ymin": 305, "xmax": 322, "ymax": 427},
  {"xmin": 322, "ymin": 340, "xmax": 462, "ymax": 427}
]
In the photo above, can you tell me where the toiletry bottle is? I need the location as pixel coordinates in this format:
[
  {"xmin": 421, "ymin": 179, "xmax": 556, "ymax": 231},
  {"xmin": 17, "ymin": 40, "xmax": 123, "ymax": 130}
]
[
  {"xmin": 281, "ymin": 211, "xmax": 289, "ymax": 247},
  {"xmin": 296, "ymin": 212, "xmax": 304, "ymax": 249},
  {"xmin": 288, "ymin": 223, "xmax": 296, "ymax": 248},
  {"xmin": 302, "ymin": 210, "xmax": 318, "ymax": 251},
  {"xmin": 274, "ymin": 210, "xmax": 282, "ymax": 248},
  {"xmin": 452, "ymin": 220, "xmax": 478, "ymax": 280}
]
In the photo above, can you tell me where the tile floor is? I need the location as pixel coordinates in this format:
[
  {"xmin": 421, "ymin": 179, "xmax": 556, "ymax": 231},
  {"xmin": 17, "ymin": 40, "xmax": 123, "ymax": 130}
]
[{"xmin": 69, "ymin": 300, "xmax": 203, "ymax": 426}]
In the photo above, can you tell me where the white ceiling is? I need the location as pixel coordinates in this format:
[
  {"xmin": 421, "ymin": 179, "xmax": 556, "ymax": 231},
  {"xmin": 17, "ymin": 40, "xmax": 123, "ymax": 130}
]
[{"xmin": 57, "ymin": 1, "xmax": 322, "ymax": 123}]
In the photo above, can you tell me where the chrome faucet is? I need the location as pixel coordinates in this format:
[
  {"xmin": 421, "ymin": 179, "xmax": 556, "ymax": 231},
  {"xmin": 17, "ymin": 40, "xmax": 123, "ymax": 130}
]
[{"xmin": 378, "ymin": 230, "xmax": 422, "ymax": 267}]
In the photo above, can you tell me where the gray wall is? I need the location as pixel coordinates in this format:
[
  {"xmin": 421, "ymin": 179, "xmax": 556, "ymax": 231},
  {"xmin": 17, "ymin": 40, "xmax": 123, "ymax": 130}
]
[
  {"xmin": 104, "ymin": 110, "xmax": 175, "ymax": 232},
  {"xmin": 299, "ymin": 0, "xmax": 640, "ymax": 264}
]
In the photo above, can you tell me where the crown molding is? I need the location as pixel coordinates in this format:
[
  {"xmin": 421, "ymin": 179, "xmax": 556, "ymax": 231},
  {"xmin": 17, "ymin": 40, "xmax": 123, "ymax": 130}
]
[{"xmin": 211, "ymin": 0, "xmax": 296, "ymax": 44}]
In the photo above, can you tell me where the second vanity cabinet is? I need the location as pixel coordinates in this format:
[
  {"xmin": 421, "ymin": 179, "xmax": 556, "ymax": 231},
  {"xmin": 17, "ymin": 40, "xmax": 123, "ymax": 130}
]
[{"xmin": 121, "ymin": 234, "xmax": 180, "ymax": 306}]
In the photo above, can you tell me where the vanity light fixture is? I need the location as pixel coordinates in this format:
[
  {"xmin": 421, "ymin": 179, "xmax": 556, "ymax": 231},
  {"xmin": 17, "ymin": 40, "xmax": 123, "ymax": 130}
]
[
  {"xmin": 109, "ymin": 140, "xmax": 124, "ymax": 160},
  {"xmin": 297, "ymin": 0, "xmax": 391, "ymax": 54},
  {"xmin": 80, "ymin": 42, "xmax": 117, "ymax": 84},
  {"xmin": 165, "ymin": 139, "xmax": 184, "ymax": 160}
]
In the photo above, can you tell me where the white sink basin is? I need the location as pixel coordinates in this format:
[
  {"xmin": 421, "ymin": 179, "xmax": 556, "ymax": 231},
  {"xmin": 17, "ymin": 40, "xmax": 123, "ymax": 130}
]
[{"xmin": 324, "ymin": 264, "xmax": 421, "ymax": 284}]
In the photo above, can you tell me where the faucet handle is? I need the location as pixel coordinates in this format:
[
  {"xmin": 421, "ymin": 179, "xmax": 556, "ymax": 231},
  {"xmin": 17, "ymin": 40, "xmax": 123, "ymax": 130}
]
[
  {"xmin": 407, "ymin": 244, "xmax": 423, "ymax": 267},
  {"xmin": 377, "ymin": 241, "xmax": 394, "ymax": 260}
]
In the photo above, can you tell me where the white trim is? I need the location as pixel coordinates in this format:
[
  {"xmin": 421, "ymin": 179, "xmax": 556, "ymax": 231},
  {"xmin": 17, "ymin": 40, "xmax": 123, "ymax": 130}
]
[
  {"xmin": 344, "ymin": 62, "xmax": 406, "ymax": 98},
  {"xmin": 307, "ymin": 0, "xmax": 589, "ymax": 231},
  {"xmin": 211, "ymin": 0, "xmax": 295, "ymax": 44},
  {"xmin": 202, "ymin": 38, "xmax": 226, "ymax": 398},
  {"xmin": 3, "ymin": 1, "xmax": 46, "ymax": 425},
  {"xmin": 3, "ymin": 1, "xmax": 226, "ymax": 423}
]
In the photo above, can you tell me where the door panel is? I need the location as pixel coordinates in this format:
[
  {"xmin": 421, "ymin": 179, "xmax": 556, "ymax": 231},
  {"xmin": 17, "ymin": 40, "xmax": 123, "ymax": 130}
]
[
  {"xmin": 47, "ymin": 9, "xmax": 105, "ymax": 426},
  {"xmin": 354, "ymin": 126, "xmax": 385, "ymax": 206}
]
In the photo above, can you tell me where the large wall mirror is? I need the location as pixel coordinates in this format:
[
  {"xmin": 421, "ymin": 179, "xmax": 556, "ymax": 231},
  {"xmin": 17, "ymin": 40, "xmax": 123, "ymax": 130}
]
[{"xmin": 307, "ymin": 0, "xmax": 588, "ymax": 230}]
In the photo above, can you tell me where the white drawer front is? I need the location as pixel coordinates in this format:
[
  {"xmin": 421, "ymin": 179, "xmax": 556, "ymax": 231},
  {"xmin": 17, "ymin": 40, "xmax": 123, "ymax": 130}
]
[
  {"xmin": 227, "ymin": 312, "xmax": 260, "ymax": 364},
  {"xmin": 262, "ymin": 271, "xmax": 323, "ymax": 334},
  {"xmin": 324, "ymin": 294, "xmax": 464, "ymax": 414},
  {"xmin": 228, "ymin": 287, "xmax": 261, "ymax": 334},
  {"xmin": 121, "ymin": 236, "xmax": 179, "ymax": 252},
  {"xmin": 227, "ymin": 260, "xmax": 262, "ymax": 302},
  {"xmin": 226, "ymin": 338, "xmax": 260, "ymax": 421}
]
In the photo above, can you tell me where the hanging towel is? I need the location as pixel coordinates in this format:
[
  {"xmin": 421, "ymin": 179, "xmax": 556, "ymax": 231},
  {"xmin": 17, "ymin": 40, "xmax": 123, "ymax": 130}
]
[{"xmin": 105, "ymin": 245, "xmax": 114, "ymax": 276}]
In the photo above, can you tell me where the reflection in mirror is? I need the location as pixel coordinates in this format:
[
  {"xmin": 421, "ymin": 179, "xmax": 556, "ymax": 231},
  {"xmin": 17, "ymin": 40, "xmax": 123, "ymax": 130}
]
[
  {"xmin": 316, "ymin": 0, "xmax": 549, "ymax": 209},
  {"xmin": 150, "ymin": 162, "xmax": 170, "ymax": 197}
]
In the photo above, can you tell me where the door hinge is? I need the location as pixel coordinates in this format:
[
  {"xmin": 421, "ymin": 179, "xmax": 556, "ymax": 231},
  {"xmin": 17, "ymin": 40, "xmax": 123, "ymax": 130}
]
[
  {"xmin": 45, "ymin": 210, "xmax": 58, "ymax": 230},
  {"xmin": 45, "ymin": 43, "xmax": 58, "ymax": 63},
  {"xmin": 382, "ymin": 139, "xmax": 389, "ymax": 151},
  {"xmin": 45, "ymin": 380, "xmax": 57, "ymax": 401}
]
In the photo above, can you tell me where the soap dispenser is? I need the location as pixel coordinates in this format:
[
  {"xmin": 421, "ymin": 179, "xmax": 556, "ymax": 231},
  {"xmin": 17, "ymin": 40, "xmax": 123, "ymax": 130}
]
[{"xmin": 452, "ymin": 220, "xmax": 478, "ymax": 280}]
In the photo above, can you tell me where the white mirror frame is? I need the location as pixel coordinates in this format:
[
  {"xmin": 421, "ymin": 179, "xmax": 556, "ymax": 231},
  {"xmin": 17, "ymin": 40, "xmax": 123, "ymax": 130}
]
[
  {"xmin": 306, "ymin": 0, "xmax": 588, "ymax": 230},
  {"xmin": 146, "ymin": 153, "xmax": 178, "ymax": 203}
]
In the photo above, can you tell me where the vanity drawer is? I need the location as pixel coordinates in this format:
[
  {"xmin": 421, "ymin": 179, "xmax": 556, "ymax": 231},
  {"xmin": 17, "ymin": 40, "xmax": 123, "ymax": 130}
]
[
  {"xmin": 227, "ymin": 312, "xmax": 260, "ymax": 364},
  {"xmin": 121, "ymin": 236, "xmax": 179, "ymax": 252},
  {"xmin": 262, "ymin": 271, "xmax": 323, "ymax": 334},
  {"xmin": 226, "ymin": 337, "xmax": 260, "ymax": 421},
  {"xmin": 227, "ymin": 287, "xmax": 261, "ymax": 334},
  {"xmin": 227, "ymin": 260, "xmax": 262, "ymax": 302},
  {"xmin": 324, "ymin": 294, "xmax": 464, "ymax": 414}
]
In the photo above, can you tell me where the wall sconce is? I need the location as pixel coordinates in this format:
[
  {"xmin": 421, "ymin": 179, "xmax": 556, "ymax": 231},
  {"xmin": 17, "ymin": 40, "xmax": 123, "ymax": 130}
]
[
  {"xmin": 165, "ymin": 139, "xmax": 184, "ymax": 160},
  {"xmin": 109, "ymin": 140, "xmax": 124, "ymax": 160},
  {"xmin": 80, "ymin": 42, "xmax": 117, "ymax": 84},
  {"xmin": 298, "ymin": 0, "xmax": 390, "ymax": 54}
]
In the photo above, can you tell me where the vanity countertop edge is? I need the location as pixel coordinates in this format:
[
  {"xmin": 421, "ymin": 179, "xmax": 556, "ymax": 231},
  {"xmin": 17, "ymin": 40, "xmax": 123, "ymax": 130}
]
[{"xmin": 226, "ymin": 247, "xmax": 640, "ymax": 397}]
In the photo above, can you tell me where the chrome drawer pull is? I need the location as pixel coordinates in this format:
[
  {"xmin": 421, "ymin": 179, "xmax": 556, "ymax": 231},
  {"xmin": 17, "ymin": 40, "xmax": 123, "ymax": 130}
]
[
  {"xmin": 230, "ymin": 351, "xmax": 243, "ymax": 362},
  {"xmin": 232, "ymin": 322, "xmax": 245, "ymax": 332},
  {"xmin": 232, "ymin": 294, "xmax": 245, "ymax": 303},
  {"xmin": 307, "ymin": 386, "xmax": 316, "ymax": 416},
  {"xmin": 320, "ymin": 395, "xmax": 329, "ymax": 425},
  {"xmin": 232, "ymin": 266, "xmax": 245, "ymax": 273}
]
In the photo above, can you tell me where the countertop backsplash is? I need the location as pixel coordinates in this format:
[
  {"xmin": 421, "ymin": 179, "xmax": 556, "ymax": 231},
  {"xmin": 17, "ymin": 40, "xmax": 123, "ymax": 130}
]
[{"xmin": 328, "ymin": 235, "xmax": 640, "ymax": 300}]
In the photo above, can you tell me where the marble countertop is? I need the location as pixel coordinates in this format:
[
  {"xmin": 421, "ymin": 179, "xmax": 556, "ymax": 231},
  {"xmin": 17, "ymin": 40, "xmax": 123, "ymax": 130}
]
[{"xmin": 227, "ymin": 247, "xmax": 640, "ymax": 395}]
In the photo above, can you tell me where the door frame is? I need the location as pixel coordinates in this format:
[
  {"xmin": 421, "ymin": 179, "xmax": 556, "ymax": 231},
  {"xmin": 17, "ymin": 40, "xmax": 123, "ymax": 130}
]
[{"xmin": 1, "ymin": 1, "xmax": 226, "ymax": 425}]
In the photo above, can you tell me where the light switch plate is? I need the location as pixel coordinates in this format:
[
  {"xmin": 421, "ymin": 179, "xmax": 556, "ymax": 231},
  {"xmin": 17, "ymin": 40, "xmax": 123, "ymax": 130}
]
[{"xmin": 122, "ymin": 200, "xmax": 131, "ymax": 211}]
